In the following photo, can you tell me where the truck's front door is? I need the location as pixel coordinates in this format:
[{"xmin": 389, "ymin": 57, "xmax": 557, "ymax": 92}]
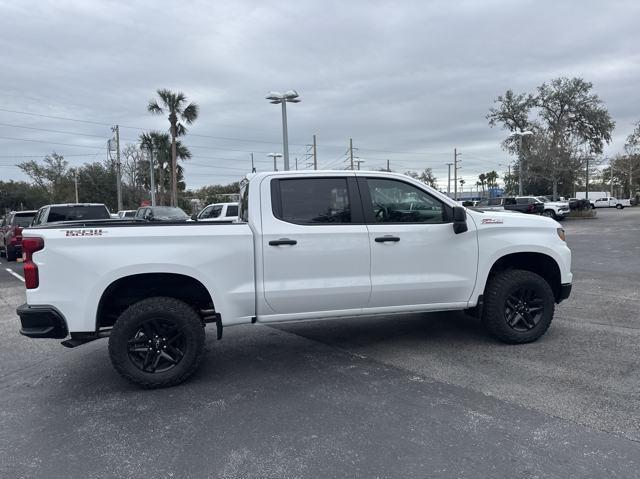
[
  {"xmin": 260, "ymin": 175, "xmax": 371, "ymax": 316},
  {"xmin": 359, "ymin": 176, "xmax": 478, "ymax": 308}
]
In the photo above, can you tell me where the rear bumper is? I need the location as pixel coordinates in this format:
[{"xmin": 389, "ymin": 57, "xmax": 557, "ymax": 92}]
[
  {"xmin": 557, "ymin": 283, "xmax": 572, "ymax": 303},
  {"xmin": 17, "ymin": 303, "xmax": 68, "ymax": 339}
]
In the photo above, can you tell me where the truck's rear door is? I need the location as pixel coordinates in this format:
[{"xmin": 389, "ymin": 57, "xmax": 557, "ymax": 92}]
[{"xmin": 259, "ymin": 175, "xmax": 371, "ymax": 316}]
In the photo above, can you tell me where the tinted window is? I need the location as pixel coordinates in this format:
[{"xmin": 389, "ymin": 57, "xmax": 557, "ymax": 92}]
[
  {"xmin": 150, "ymin": 207, "xmax": 188, "ymax": 220},
  {"xmin": 504, "ymin": 198, "xmax": 517, "ymax": 205},
  {"xmin": 210, "ymin": 206, "xmax": 223, "ymax": 218},
  {"xmin": 274, "ymin": 178, "xmax": 351, "ymax": 224},
  {"xmin": 226, "ymin": 205, "xmax": 238, "ymax": 216},
  {"xmin": 124, "ymin": 211, "xmax": 136, "ymax": 218},
  {"xmin": 13, "ymin": 214, "xmax": 36, "ymax": 227},
  {"xmin": 367, "ymin": 178, "xmax": 445, "ymax": 223},
  {"xmin": 46, "ymin": 205, "xmax": 110, "ymax": 223},
  {"xmin": 487, "ymin": 198, "xmax": 502, "ymax": 206}
]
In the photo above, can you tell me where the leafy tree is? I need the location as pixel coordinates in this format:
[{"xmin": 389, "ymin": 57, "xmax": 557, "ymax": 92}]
[
  {"xmin": 148, "ymin": 89, "xmax": 199, "ymax": 207},
  {"xmin": 403, "ymin": 168, "xmax": 438, "ymax": 188},
  {"xmin": 18, "ymin": 152, "xmax": 75, "ymax": 203},
  {"xmin": 487, "ymin": 77, "xmax": 615, "ymax": 198},
  {"xmin": 0, "ymin": 180, "xmax": 49, "ymax": 212}
]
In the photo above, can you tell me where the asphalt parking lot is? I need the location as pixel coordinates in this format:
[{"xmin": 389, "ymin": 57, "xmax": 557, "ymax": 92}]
[{"xmin": 1, "ymin": 208, "xmax": 639, "ymax": 478}]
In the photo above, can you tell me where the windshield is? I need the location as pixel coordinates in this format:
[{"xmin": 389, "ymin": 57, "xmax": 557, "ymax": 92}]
[
  {"xmin": 152, "ymin": 207, "xmax": 188, "ymax": 220},
  {"xmin": 536, "ymin": 197, "xmax": 549, "ymax": 203}
]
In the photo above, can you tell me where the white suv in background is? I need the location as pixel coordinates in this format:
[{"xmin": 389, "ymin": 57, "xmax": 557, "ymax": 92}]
[
  {"xmin": 193, "ymin": 202, "xmax": 239, "ymax": 222},
  {"xmin": 534, "ymin": 197, "xmax": 570, "ymax": 220}
]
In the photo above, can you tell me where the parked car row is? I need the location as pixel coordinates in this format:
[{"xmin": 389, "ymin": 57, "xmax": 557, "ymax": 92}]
[
  {"xmin": 1, "ymin": 201, "xmax": 239, "ymax": 261},
  {"xmin": 473, "ymin": 196, "xmax": 571, "ymax": 219}
]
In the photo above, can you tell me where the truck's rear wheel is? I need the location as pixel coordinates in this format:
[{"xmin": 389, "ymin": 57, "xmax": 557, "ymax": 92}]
[
  {"xmin": 482, "ymin": 269, "xmax": 555, "ymax": 344},
  {"xmin": 542, "ymin": 209, "xmax": 556, "ymax": 219},
  {"xmin": 108, "ymin": 297, "xmax": 205, "ymax": 388}
]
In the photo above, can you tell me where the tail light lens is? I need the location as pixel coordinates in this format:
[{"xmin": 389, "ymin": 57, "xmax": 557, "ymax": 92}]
[{"xmin": 22, "ymin": 237, "xmax": 44, "ymax": 289}]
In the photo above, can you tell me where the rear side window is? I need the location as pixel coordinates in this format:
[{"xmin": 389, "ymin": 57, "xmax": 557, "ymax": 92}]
[
  {"xmin": 47, "ymin": 205, "xmax": 110, "ymax": 223},
  {"xmin": 272, "ymin": 178, "xmax": 351, "ymax": 224},
  {"xmin": 226, "ymin": 205, "xmax": 238, "ymax": 217}
]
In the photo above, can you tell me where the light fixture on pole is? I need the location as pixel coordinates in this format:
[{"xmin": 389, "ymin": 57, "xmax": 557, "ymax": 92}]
[
  {"xmin": 509, "ymin": 130, "xmax": 533, "ymax": 195},
  {"xmin": 266, "ymin": 90, "xmax": 301, "ymax": 171},
  {"xmin": 268, "ymin": 152, "xmax": 283, "ymax": 171}
]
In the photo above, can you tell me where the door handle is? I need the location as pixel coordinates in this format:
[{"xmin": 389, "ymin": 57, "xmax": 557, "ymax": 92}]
[
  {"xmin": 375, "ymin": 235, "xmax": 400, "ymax": 243},
  {"xmin": 269, "ymin": 238, "xmax": 297, "ymax": 246}
]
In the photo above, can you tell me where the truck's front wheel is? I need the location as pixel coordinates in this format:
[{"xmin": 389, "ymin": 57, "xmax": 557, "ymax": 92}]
[
  {"xmin": 482, "ymin": 270, "xmax": 555, "ymax": 344},
  {"xmin": 108, "ymin": 297, "xmax": 205, "ymax": 388}
]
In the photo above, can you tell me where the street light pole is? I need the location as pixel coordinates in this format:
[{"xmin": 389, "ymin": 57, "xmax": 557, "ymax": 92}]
[
  {"xmin": 268, "ymin": 153, "xmax": 283, "ymax": 171},
  {"xmin": 266, "ymin": 90, "xmax": 300, "ymax": 171}
]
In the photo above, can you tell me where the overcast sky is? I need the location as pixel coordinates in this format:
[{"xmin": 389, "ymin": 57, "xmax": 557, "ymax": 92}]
[{"xmin": 1, "ymin": 0, "xmax": 638, "ymax": 191}]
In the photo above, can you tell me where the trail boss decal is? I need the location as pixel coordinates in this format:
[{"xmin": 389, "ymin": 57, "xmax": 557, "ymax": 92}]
[
  {"xmin": 63, "ymin": 229, "xmax": 105, "ymax": 237},
  {"xmin": 481, "ymin": 218, "xmax": 504, "ymax": 224}
]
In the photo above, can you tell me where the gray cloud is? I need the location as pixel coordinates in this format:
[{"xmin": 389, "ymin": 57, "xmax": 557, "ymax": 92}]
[{"xmin": 0, "ymin": 0, "xmax": 638, "ymax": 189}]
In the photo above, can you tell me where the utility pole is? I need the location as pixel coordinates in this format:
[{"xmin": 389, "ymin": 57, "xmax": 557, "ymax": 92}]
[
  {"xmin": 313, "ymin": 134, "xmax": 317, "ymax": 170},
  {"xmin": 585, "ymin": 156, "xmax": 590, "ymax": 200},
  {"xmin": 610, "ymin": 160, "xmax": 614, "ymax": 197},
  {"xmin": 354, "ymin": 159, "xmax": 364, "ymax": 170},
  {"xmin": 149, "ymin": 147, "xmax": 156, "ymax": 207},
  {"xmin": 386, "ymin": 159, "xmax": 390, "ymax": 172},
  {"xmin": 251, "ymin": 153, "xmax": 256, "ymax": 173},
  {"xmin": 454, "ymin": 148, "xmax": 461, "ymax": 200},
  {"xmin": 295, "ymin": 157, "xmax": 298, "ymax": 170},
  {"xmin": 112, "ymin": 125, "xmax": 123, "ymax": 211},
  {"xmin": 74, "ymin": 171, "xmax": 79, "ymax": 203},
  {"xmin": 445, "ymin": 162, "xmax": 453, "ymax": 196},
  {"xmin": 349, "ymin": 138, "xmax": 354, "ymax": 170}
]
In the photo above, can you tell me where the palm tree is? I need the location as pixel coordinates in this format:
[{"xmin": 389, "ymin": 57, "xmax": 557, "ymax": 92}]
[
  {"xmin": 459, "ymin": 178, "xmax": 466, "ymax": 196},
  {"xmin": 139, "ymin": 131, "xmax": 192, "ymax": 205},
  {"xmin": 486, "ymin": 170, "xmax": 499, "ymax": 189},
  {"xmin": 478, "ymin": 173, "xmax": 487, "ymax": 195},
  {"xmin": 148, "ymin": 89, "xmax": 199, "ymax": 206}
]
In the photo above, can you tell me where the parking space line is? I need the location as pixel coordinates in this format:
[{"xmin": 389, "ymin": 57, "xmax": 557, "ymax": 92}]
[{"xmin": 5, "ymin": 268, "xmax": 25, "ymax": 282}]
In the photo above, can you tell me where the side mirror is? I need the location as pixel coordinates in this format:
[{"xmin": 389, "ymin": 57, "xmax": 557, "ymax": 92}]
[
  {"xmin": 452, "ymin": 206, "xmax": 468, "ymax": 234},
  {"xmin": 191, "ymin": 213, "xmax": 198, "ymax": 221}
]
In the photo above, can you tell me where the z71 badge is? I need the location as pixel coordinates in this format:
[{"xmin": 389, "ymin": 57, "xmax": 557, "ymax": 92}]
[{"xmin": 64, "ymin": 229, "xmax": 105, "ymax": 237}]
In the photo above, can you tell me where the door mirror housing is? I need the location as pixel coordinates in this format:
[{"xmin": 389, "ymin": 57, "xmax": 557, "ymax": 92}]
[
  {"xmin": 452, "ymin": 206, "xmax": 468, "ymax": 234},
  {"xmin": 191, "ymin": 213, "xmax": 198, "ymax": 221}
]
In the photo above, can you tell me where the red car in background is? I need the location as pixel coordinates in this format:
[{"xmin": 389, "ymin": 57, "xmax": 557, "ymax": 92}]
[{"xmin": 0, "ymin": 210, "xmax": 37, "ymax": 261}]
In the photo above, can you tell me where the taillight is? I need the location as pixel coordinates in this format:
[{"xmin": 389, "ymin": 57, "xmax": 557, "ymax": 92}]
[{"xmin": 22, "ymin": 237, "xmax": 44, "ymax": 289}]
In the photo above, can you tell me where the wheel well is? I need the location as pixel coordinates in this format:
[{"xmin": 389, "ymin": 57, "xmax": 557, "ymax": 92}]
[
  {"xmin": 488, "ymin": 253, "xmax": 562, "ymax": 301},
  {"xmin": 96, "ymin": 273, "xmax": 214, "ymax": 330}
]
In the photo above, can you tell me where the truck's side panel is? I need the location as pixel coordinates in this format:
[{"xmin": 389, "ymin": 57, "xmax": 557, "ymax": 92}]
[{"xmin": 25, "ymin": 224, "xmax": 256, "ymax": 332}]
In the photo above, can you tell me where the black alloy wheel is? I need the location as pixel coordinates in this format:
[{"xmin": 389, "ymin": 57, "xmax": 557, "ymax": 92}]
[
  {"xmin": 127, "ymin": 318, "xmax": 186, "ymax": 373},
  {"xmin": 504, "ymin": 287, "xmax": 546, "ymax": 332}
]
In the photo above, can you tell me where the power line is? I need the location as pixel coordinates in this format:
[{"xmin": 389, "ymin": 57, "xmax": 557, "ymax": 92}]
[
  {"xmin": 0, "ymin": 107, "xmax": 307, "ymax": 146},
  {"xmin": 0, "ymin": 135, "xmax": 106, "ymax": 149},
  {"xmin": 0, "ymin": 122, "xmax": 109, "ymax": 138}
]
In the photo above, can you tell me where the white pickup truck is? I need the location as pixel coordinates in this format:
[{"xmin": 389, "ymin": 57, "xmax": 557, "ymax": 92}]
[
  {"xmin": 592, "ymin": 197, "xmax": 630, "ymax": 209},
  {"xmin": 17, "ymin": 171, "xmax": 572, "ymax": 388}
]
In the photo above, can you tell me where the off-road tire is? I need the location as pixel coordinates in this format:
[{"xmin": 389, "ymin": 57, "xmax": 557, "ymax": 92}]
[
  {"xmin": 109, "ymin": 297, "xmax": 205, "ymax": 388},
  {"xmin": 482, "ymin": 269, "xmax": 555, "ymax": 344}
]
